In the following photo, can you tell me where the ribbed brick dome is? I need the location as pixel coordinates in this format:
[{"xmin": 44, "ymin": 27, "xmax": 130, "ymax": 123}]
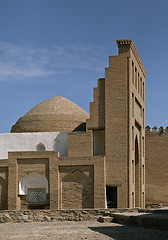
[{"xmin": 11, "ymin": 96, "xmax": 89, "ymax": 133}]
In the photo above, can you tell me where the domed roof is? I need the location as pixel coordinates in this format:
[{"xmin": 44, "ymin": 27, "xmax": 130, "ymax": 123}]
[{"xmin": 11, "ymin": 96, "xmax": 89, "ymax": 133}]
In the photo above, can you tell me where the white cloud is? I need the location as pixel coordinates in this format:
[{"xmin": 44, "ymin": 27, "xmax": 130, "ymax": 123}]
[{"xmin": 0, "ymin": 42, "xmax": 107, "ymax": 82}]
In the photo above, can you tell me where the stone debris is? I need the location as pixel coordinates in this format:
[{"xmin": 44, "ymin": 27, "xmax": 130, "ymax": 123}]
[{"xmin": 0, "ymin": 209, "xmax": 138, "ymax": 224}]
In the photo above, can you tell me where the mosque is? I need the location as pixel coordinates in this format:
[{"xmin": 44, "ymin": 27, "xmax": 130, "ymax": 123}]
[{"xmin": 0, "ymin": 40, "xmax": 167, "ymax": 210}]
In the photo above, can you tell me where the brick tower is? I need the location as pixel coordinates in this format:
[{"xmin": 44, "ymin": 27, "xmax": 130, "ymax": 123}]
[{"xmin": 87, "ymin": 40, "xmax": 146, "ymax": 208}]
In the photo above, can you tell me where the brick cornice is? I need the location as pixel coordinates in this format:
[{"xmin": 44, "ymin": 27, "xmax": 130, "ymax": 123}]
[{"xmin": 116, "ymin": 39, "xmax": 147, "ymax": 77}]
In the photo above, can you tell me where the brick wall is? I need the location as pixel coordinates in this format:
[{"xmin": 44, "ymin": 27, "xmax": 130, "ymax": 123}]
[
  {"xmin": 145, "ymin": 128, "xmax": 168, "ymax": 206},
  {"xmin": 59, "ymin": 165, "xmax": 94, "ymax": 209},
  {"xmin": 68, "ymin": 131, "xmax": 93, "ymax": 157}
]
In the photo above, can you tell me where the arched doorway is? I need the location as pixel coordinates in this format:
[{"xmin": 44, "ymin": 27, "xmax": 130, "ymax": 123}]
[{"xmin": 135, "ymin": 136, "xmax": 140, "ymax": 207}]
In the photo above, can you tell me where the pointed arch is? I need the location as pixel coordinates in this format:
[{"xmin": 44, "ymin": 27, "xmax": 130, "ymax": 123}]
[
  {"xmin": 135, "ymin": 135, "xmax": 140, "ymax": 207},
  {"xmin": 19, "ymin": 173, "xmax": 48, "ymax": 195},
  {"xmin": 135, "ymin": 136, "xmax": 139, "ymax": 165},
  {"xmin": 62, "ymin": 169, "xmax": 94, "ymax": 209}
]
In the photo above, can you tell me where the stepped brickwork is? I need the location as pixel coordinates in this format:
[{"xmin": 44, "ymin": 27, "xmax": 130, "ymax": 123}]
[{"xmin": 3, "ymin": 40, "xmax": 165, "ymax": 211}]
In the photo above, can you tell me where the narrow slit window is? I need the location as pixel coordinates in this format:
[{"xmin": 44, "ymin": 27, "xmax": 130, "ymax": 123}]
[
  {"xmin": 132, "ymin": 61, "xmax": 134, "ymax": 85},
  {"xmin": 135, "ymin": 67, "xmax": 137, "ymax": 89}
]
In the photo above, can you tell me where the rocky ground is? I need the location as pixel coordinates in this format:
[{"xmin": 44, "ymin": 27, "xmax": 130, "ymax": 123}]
[{"xmin": 0, "ymin": 221, "xmax": 168, "ymax": 240}]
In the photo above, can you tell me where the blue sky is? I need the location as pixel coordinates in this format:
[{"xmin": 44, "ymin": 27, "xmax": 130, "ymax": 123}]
[{"xmin": 0, "ymin": 0, "xmax": 168, "ymax": 132}]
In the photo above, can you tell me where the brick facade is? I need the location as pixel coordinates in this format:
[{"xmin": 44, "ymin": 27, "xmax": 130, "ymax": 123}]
[
  {"xmin": 5, "ymin": 152, "xmax": 105, "ymax": 210},
  {"xmin": 145, "ymin": 127, "xmax": 168, "ymax": 206},
  {"xmin": 1, "ymin": 39, "xmax": 165, "ymax": 210}
]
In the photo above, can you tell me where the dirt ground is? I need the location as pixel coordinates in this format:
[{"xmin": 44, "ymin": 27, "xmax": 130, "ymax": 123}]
[{"xmin": 0, "ymin": 221, "xmax": 168, "ymax": 240}]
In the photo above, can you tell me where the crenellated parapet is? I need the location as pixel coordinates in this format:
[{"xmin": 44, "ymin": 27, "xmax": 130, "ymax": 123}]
[{"xmin": 145, "ymin": 126, "xmax": 168, "ymax": 135}]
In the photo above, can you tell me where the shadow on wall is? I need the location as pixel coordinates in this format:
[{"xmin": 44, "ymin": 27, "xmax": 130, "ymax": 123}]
[
  {"xmin": 0, "ymin": 176, "xmax": 8, "ymax": 210},
  {"xmin": 53, "ymin": 132, "xmax": 68, "ymax": 157},
  {"xmin": 73, "ymin": 122, "xmax": 86, "ymax": 132}
]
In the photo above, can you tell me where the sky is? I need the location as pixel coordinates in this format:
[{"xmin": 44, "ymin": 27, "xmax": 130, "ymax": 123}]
[{"xmin": 0, "ymin": 0, "xmax": 168, "ymax": 133}]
